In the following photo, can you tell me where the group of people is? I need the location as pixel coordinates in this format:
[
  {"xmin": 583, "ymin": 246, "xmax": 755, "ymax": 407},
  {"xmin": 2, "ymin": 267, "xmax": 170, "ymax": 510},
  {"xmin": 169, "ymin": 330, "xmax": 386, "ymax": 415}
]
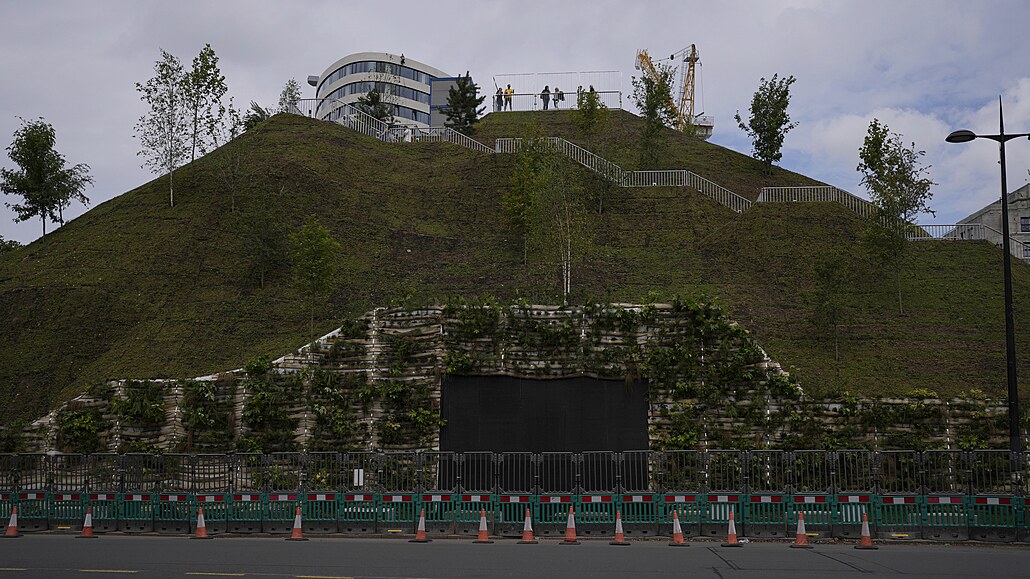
[{"xmin": 493, "ymin": 83, "xmax": 597, "ymax": 112}]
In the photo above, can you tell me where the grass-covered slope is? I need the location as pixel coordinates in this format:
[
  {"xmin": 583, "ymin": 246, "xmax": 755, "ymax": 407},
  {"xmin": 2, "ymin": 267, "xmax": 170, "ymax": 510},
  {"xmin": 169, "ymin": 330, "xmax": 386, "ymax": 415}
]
[{"xmin": 1, "ymin": 110, "xmax": 1029, "ymax": 428}]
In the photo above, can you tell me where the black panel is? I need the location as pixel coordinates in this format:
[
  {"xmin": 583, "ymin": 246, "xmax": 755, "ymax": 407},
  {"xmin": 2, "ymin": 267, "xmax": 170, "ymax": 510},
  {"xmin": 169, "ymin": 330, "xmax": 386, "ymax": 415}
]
[{"xmin": 439, "ymin": 375, "xmax": 649, "ymax": 453}]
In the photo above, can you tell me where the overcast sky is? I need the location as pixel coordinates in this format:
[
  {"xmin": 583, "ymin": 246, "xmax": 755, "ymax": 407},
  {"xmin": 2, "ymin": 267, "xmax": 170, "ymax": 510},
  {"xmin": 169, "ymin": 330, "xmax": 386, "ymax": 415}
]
[{"xmin": 2, "ymin": 0, "xmax": 1029, "ymax": 244}]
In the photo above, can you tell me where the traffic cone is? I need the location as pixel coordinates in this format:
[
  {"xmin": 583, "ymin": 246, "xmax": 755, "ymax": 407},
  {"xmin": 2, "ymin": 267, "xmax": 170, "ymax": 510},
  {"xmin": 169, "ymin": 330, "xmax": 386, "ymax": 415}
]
[
  {"xmin": 854, "ymin": 512, "xmax": 878, "ymax": 550},
  {"xmin": 669, "ymin": 510, "xmax": 688, "ymax": 547},
  {"xmin": 2, "ymin": 507, "xmax": 21, "ymax": 538},
  {"xmin": 409, "ymin": 508, "xmax": 431, "ymax": 543},
  {"xmin": 721, "ymin": 510, "xmax": 742, "ymax": 547},
  {"xmin": 286, "ymin": 505, "xmax": 307, "ymax": 541},
  {"xmin": 191, "ymin": 506, "xmax": 211, "ymax": 540},
  {"xmin": 790, "ymin": 511, "xmax": 813, "ymax": 549},
  {"xmin": 560, "ymin": 506, "xmax": 580, "ymax": 545},
  {"xmin": 77, "ymin": 506, "xmax": 97, "ymax": 539},
  {"xmin": 609, "ymin": 509, "xmax": 630, "ymax": 546},
  {"xmin": 518, "ymin": 508, "xmax": 538, "ymax": 544},
  {"xmin": 473, "ymin": 508, "xmax": 494, "ymax": 543}
]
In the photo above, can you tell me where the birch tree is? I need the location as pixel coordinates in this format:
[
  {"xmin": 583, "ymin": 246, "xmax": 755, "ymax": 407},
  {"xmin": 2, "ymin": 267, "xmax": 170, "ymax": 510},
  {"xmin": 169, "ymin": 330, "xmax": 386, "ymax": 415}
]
[
  {"xmin": 135, "ymin": 49, "xmax": 188, "ymax": 207},
  {"xmin": 278, "ymin": 78, "xmax": 302, "ymax": 115},
  {"xmin": 735, "ymin": 73, "xmax": 798, "ymax": 170},
  {"xmin": 183, "ymin": 44, "xmax": 227, "ymax": 161}
]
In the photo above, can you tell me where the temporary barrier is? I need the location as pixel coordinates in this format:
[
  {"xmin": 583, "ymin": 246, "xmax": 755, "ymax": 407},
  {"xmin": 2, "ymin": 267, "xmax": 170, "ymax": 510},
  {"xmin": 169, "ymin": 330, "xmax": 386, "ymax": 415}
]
[
  {"xmin": 303, "ymin": 493, "xmax": 338, "ymax": 534},
  {"xmin": 496, "ymin": 495, "xmax": 534, "ymax": 537},
  {"xmin": 835, "ymin": 495, "xmax": 874, "ymax": 539},
  {"xmin": 378, "ymin": 494, "xmax": 417, "ymax": 533},
  {"xmin": 339, "ymin": 493, "xmax": 376, "ymax": 534},
  {"xmin": 154, "ymin": 494, "xmax": 191, "ymax": 534},
  {"xmin": 497, "ymin": 453, "xmax": 535, "ymax": 495},
  {"xmin": 117, "ymin": 493, "xmax": 154, "ymax": 533},
  {"xmin": 618, "ymin": 494, "xmax": 658, "ymax": 536},
  {"xmin": 876, "ymin": 496, "xmax": 920, "ymax": 540},
  {"xmin": 194, "ymin": 494, "xmax": 227, "ymax": 534},
  {"xmin": 0, "ymin": 493, "xmax": 14, "ymax": 523},
  {"xmin": 576, "ymin": 494, "xmax": 617, "ymax": 536},
  {"xmin": 456, "ymin": 494, "xmax": 492, "ymax": 536},
  {"xmin": 536, "ymin": 495, "xmax": 575, "ymax": 536},
  {"xmin": 419, "ymin": 494, "xmax": 454, "ymax": 535},
  {"xmin": 702, "ymin": 494, "xmax": 741, "ymax": 537},
  {"xmin": 16, "ymin": 492, "xmax": 48, "ymax": 532},
  {"xmin": 790, "ymin": 495, "xmax": 833, "ymax": 538},
  {"xmin": 834, "ymin": 451, "xmax": 876, "ymax": 538},
  {"xmin": 539, "ymin": 453, "xmax": 577, "ymax": 494},
  {"xmin": 581, "ymin": 452, "xmax": 618, "ymax": 495},
  {"xmin": 305, "ymin": 452, "xmax": 343, "ymax": 493},
  {"xmin": 194, "ymin": 454, "xmax": 232, "ymax": 495},
  {"xmin": 50, "ymin": 493, "xmax": 87, "ymax": 532},
  {"xmin": 263, "ymin": 493, "xmax": 301, "ymax": 534},
  {"xmin": 122, "ymin": 454, "xmax": 162, "ymax": 493},
  {"xmin": 744, "ymin": 494, "xmax": 787, "ymax": 538},
  {"xmin": 661, "ymin": 495, "xmax": 702, "ymax": 538},
  {"xmin": 968, "ymin": 451, "xmax": 1018, "ymax": 542},
  {"xmin": 228, "ymin": 493, "xmax": 263, "ymax": 533},
  {"xmin": 923, "ymin": 495, "xmax": 967, "ymax": 541},
  {"xmin": 0, "ymin": 455, "xmax": 15, "ymax": 492},
  {"xmin": 968, "ymin": 496, "xmax": 1017, "ymax": 542}
]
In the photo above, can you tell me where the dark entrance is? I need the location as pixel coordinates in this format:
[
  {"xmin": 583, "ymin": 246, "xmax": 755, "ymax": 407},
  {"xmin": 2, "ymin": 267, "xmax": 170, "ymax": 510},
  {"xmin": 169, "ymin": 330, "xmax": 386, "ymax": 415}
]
[{"xmin": 439, "ymin": 375, "xmax": 649, "ymax": 491}]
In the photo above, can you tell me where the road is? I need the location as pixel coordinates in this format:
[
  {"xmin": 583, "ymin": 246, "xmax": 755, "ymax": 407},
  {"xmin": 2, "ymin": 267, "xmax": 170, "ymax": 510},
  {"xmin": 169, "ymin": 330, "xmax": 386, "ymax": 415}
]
[{"xmin": 2, "ymin": 535, "xmax": 1030, "ymax": 578}]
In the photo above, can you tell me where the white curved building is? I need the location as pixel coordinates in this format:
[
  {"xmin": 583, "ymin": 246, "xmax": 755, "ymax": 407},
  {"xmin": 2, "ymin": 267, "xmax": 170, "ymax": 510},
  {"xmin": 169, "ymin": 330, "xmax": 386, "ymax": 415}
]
[{"xmin": 309, "ymin": 52, "xmax": 451, "ymax": 128}]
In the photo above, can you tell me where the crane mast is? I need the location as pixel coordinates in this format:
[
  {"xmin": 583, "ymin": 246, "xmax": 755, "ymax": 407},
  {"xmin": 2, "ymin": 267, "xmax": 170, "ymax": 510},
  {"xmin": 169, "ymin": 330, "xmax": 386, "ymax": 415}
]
[{"xmin": 634, "ymin": 44, "xmax": 713, "ymax": 139}]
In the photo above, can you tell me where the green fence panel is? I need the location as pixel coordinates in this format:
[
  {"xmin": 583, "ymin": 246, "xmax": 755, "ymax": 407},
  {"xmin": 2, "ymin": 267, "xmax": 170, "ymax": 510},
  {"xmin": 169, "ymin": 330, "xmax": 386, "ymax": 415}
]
[
  {"xmin": 968, "ymin": 496, "xmax": 1017, "ymax": 542},
  {"xmin": 154, "ymin": 494, "xmax": 191, "ymax": 534},
  {"xmin": 16, "ymin": 492, "xmax": 49, "ymax": 532},
  {"xmin": 263, "ymin": 493, "xmax": 301, "ymax": 534},
  {"xmin": 743, "ymin": 494, "xmax": 788, "ymax": 538},
  {"xmin": 922, "ymin": 495, "xmax": 967, "ymax": 541},
  {"xmin": 455, "ymin": 494, "xmax": 492, "ymax": 536},
  {"xmin": 536, "ymin": 495, "xmax": 575, "ymax": 537},
  {"xmin": 338, "ymin": 493, "xmax": 377, "ymax": 534},
  {"xmin": 660, "ymin": 494, "xmax": 703, "ymax": 538},
  {"xmin": 0, "ymin": 493, "xmax": 14, "ymax": 521},
  {"xmin": 50, "ymin": 493, "xmax": 87, "ymax": 531},
  {"xmin": 701, "ymin": 494, "xmax": 741, "ymax": 538},
  {"xmin": 194, "ymin": 494, "xmax": 228, "ymax": 534},
  {"xmin": 618, "ymin": 494, "xmax": 658, "ymax": 536},
  {"xmin": 303, "ymin": 493, "xmax": 339, "ymax": 534},
  {"xmin": 419, "ymin": 494, "xmax": 455, "ymax": 535},
  {"xmin": 577, "ymin": 494, "xmax": 617, "ymax": 537},
  {"xmin": 834, "ymin": 494, "xmax": 874, "ymax": 539},
  {"xmin": 117, "ymin": 493, "xmax": 154, "ymax": 533},
  {"xmin": 789, "ymin": 495, "xmax": 833, "ymax": 538},
  {"xmin": 1019, "ymin": 497, "xmax": 1030, "ymax": 543},
  {"xmin": 377, "ymin": 494, "xmax": 418, "ymax": 533},
  {"xmin": 227, "ymin": 493, "xmax": 262, "ymax": 533},
  {"xmin": 875, "ymin": 495, "xmax": 921, "ymax": 540},
  {"xmin": 495, "ymin": 495, "xmax": 534, "ymax": 537}
]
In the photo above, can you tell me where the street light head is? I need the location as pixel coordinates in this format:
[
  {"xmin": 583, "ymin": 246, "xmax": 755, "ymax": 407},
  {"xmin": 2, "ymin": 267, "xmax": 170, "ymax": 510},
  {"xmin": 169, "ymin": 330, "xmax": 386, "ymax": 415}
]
[{"xmin": 946, "ymin": 129, "xmax": 977, "ymax": 143}]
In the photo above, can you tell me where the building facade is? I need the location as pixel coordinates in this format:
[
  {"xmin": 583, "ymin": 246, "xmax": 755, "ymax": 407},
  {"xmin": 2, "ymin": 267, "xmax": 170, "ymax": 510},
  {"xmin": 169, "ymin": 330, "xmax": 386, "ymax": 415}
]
[
  {"xmin": 308, "ymin": 52, "xmax": 452, "ymax": 128},
  {"xmin": 958, "ymin": 183, "xmax": 1030, "ymax": 260}
]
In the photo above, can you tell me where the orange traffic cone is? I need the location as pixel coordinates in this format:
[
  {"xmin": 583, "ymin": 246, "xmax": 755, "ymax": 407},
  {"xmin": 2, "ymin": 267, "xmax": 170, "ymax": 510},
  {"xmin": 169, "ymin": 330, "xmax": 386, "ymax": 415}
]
[
  {"xmin": 854, "ymin": 511, "xmax": 878, "ymax": 550},
  {"xmin": 191, "ymin": 506, "xmax": 211, "ymax": 539},
  {"xmin": 560, "ymin": 506, "xmax": 580, "ymax": 545},
  {"xmin": 286, "ymin": 505, "xmax": 307, "ymax": 541},
  {"xmin": 2, "ymin": 507, "xmax": 21, "ymax": 538},
  {"xmin": 669, "ymin": 510, "xmax": 688, "ymax": 547},
  {"xmin": 609, "ymin": 509, "xmax": 630, "ymax": 546},
  {"xmin": 518, "ymin": 508, "xmax": 538, "ymax": 544},
  {"xmin": 473, "ymin": 508, "xmax": 494, "ymax": 543},
  {"xmin": 77, "ymin": 506, "xmax": 97, "ymax": 539},
  {"xmin": 409, "ymin": 508, "xmax": 431, "ymax": 543},
  {"xmin": 790, "ymin": 511, "xmax": 813, "ymax": 549},
  {"xmin": 721, "ymin": 510, "xmax": 742, "ymax": 547}
]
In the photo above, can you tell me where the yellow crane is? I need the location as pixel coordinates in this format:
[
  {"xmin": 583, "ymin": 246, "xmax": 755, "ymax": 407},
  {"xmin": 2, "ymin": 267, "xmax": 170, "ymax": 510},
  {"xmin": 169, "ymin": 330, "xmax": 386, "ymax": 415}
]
[{"xmin": 634, "ymin": 44, "xmax": 714, "ymax": 139}]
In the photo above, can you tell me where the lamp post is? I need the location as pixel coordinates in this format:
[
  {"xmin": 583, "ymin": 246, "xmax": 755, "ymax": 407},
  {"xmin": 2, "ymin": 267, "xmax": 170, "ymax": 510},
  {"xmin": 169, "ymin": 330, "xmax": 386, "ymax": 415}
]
[{"xmin": 946, "ymin": 96, "xmax": 1030, "ymax": 455}]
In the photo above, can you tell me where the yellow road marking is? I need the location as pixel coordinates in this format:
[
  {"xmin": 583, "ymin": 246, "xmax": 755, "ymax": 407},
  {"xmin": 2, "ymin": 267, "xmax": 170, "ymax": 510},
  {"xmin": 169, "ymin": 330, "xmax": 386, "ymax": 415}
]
[
  {"xmin": 0, "ymin": 569, "xmax": 28, "ymax": 572},
  {"xmin": 296, "ymin": 576, "xmax": 355, "ymax": 579},
  {"xmin": 79, "ymin": 571, "xmax": 139, "ymax": 575},
  {"xmin": 186, "ymin": 574, "xmax": 246, "ymax": 577}
]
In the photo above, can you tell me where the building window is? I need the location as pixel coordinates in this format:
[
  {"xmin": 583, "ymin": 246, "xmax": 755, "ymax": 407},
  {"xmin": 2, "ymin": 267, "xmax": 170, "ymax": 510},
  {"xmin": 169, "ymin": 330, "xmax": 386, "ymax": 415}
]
[
  {"xmin": 1021, "ymin": 216, "xmax": 1030, "ymax": 233},
  {"xmin": 1024, "ymin": 245, "xmax": 1030, "ymax": 258}
]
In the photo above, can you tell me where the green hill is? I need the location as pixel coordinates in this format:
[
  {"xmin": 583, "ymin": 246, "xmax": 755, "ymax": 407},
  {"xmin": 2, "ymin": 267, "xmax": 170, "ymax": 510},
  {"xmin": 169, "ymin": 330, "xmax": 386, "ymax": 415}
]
[{"xmin": 1, "ymin": 110, "xmax": 1028, "ymax": 428}]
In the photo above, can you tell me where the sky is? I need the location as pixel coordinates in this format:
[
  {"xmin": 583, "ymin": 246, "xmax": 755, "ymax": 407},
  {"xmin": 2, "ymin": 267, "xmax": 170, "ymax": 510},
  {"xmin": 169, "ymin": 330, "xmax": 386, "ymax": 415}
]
[{"xmin": 1, "ymin": 0, "xmax": 1029, "ymax": 245}]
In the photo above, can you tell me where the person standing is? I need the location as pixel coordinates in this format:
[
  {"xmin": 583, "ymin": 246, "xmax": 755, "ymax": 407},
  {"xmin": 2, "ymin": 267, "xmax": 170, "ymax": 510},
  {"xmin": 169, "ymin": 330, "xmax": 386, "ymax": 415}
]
[
  {"xmin": 495, "ymin": 87, "xmax": 503, "ymax": 112},
  {"xmin": 541, "ymin": 85, "xmax": 550, "ymax": 110},
  {"xmin": 504, "ymin": 84, "xmax": 514, "ymax": 110},
  {"xmin": 553, "ymin": 86, "xmax": 563, "ymax": 109}
]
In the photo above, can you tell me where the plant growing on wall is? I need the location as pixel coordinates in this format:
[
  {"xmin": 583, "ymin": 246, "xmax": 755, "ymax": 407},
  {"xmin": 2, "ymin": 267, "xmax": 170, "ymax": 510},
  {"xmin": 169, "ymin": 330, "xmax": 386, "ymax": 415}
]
[
  {"xmin": 112, "ymin": 381, "xmax": 166, "ymax": 426},
  {"xmin": 56, "ymin": 407, "xmax": 107, "ymax": 453}
]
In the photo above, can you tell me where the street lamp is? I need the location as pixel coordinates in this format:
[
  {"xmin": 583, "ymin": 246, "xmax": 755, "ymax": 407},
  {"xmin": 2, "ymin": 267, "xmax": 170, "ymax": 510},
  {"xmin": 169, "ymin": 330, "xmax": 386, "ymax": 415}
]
[{"xmin": 946, "ymin": 96, "xmax": 1030, "ymax": 455}]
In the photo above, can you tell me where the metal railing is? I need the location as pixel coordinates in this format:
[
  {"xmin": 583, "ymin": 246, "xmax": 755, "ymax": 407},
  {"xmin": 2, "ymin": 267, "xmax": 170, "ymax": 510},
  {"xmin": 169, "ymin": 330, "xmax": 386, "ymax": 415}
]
[
  {"xmin": 757, "ymin": 186, "xmax": 878, "ymax": 218},
  {"xmin": 488, "ymin": 91, "xmax": 623, "ymax": 113},
  {"xmin": 984, "ymin": 224, "xmax": 1030, "ymax": 262},
  {"xmin": 906, "ymin": 224, "xmax": 986, "ymax": 241}
]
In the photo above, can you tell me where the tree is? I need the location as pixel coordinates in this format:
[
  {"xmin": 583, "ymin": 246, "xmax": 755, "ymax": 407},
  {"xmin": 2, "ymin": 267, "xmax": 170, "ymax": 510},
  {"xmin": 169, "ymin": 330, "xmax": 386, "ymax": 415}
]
[
  {"xmin": 231, "ymin": 186, "xmax": 289, "ymax": 288},
  {"xmin": 182, "ymin": 43, "xmax": 227, "ymax": 162},
  {"xmin": 210, "ymin": 99, "xmax": 245, "ymax": 212},
  {"xmin": 135, "ymin": 49, "xmax": 188, "ymax": 207},
  {"xmin": 574, "ymin": 88, "xmax": 611, "ymax": 139},
  {"xmin": 278, "ymin": 78, "xmax": 302, "ymax": 115},
  {"xmin": 1, "ymin": 117, "xmax": 93, "ymax": 236},
  {"xmin": 734, "ymin": 73, "xmax": 798, "ymax": 170},
  {"xmin": 243, "ymin": 101, "xmax": 271, "ymax": 131},
  {"xmin": 354, "ymin": 90, "xmax": 394, "ymax": 125},
  {"xmin": 442, "ymin": 72, "xmax": 486, "ymax": 135},
  {"xmin": 857, "ymin": 118, "xmax": 935, "ymax": 314},
  {"xmin": 631, "ymin": 63, "xmax": 677, "ymax": 169},
  {"xmin": 290, "ymin": 216, "xmax": 341, "ymax": 340},
  {"xmin": 0, "ymin": 235, "xmax": 21, "ymax": 254},
  {"xmin": 808, "ymin": 251, "xmax": 851, "ymax": 369}
]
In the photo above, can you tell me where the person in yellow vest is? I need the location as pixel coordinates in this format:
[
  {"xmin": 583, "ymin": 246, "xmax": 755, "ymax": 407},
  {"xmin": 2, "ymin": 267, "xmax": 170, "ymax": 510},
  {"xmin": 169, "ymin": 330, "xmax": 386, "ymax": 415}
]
[{"xmin": 504, "ymin": 84, "xmax": 514, "ymax": 110}]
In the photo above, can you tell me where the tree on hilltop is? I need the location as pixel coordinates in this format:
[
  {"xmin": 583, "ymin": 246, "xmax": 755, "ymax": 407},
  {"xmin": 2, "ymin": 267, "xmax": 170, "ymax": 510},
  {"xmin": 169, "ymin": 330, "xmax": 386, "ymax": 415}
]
[
  {"xmin": 183, "ymin": 43, "xmax": 227, "ymax": 162},
  {"xmin": 354, "ymin": 89, "xmax": 394, "ymax": 125},
  {"xmin": 1, "ymin": 117, "xmax": 93, "ymax": 236},
  {"xmin": 631, "ymin": 63, "xmax": 677, "ymax": 169},
  {"xmin": 443, "ymin": 72, "xmax": 486, "ymax": 135},
  {"xmin": 858, "ymin": 118, "xmax": 935, "ymax": 315},
  {"xmin": 735, "ymin": 73, "xmax": 798, "ymax": 171},
  {"xmin": 135, "ymin": 49, "xmax": 188, "ymax": 207},
  {"xmin": 291, "ymin": 216, "xmax": 341, "ymax": 340},
  {"xmin": 278, "ymin": 78, "xmax": 302, "ymax": 114}
]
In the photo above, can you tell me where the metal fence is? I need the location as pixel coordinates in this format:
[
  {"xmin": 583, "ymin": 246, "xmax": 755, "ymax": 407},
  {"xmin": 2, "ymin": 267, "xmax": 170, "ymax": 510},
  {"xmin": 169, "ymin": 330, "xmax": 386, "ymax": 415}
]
[
  {"xmin": 757, "ymin": 186, "xmax": 877, "ymax": 218},
  {"xmin": 487, "ymin": 91, "xmax": 623, "ymax": 113}
]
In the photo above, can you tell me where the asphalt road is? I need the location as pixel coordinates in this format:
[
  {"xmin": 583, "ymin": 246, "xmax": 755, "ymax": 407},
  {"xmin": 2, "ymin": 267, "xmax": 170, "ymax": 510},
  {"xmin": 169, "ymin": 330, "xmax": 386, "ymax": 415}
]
[{"xmin": 2, "ymin": 535, "xmax": 1030, "ymax": 578}]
